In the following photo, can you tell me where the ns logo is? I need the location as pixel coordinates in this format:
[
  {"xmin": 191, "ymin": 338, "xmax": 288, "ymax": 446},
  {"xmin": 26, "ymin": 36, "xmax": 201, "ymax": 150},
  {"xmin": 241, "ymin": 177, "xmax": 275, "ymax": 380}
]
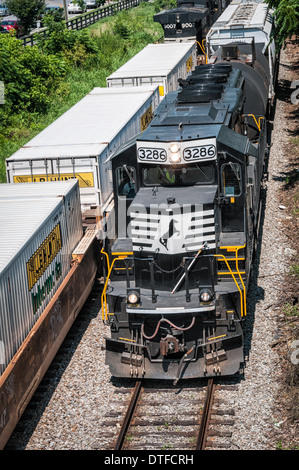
[{"xmin": 291, "ymin": 80, "xmax": 299, "ymax": 105}]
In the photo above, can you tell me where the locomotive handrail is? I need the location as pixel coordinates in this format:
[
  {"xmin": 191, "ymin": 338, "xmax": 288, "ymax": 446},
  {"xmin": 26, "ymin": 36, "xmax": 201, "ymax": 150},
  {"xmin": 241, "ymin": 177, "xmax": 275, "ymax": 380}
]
[
  {"xmin": 196, "ymin": 40, "xmax": 208, "ymax": 64},
  {"xmin": 101, "ymin": 247, "xmax": 110, "ymax": 273},
  {"xmin": 215, "ymin": 244, "xmax": 247, "ymax": 317},
  {"xmin": 101, "ymin": 251, "xmax": 133, "ymax": 322},
  {"xmin": 242, "ymin": 114, "xmax": 265, "ymax": 132},
  {"xmin": 101, "ymin": 245, "xmax": 247, "ymax": 321}
]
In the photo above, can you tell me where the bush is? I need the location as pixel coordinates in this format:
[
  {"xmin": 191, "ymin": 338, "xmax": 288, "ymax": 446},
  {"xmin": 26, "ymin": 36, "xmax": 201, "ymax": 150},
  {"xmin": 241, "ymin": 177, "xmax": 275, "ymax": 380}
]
[
  {"xmin": 0, "ymin": 34, "xmax": 67, "ymax": 138},
  {"xmin": 0, "ymin": 0, "xmax": 165, "ymax": 183}
]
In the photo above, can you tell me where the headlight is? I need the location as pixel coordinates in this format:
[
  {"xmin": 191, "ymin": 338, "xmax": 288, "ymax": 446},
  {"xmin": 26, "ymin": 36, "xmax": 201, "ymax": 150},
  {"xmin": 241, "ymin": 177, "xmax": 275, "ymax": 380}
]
[
  {"xmin": 127, "ymin": 290, "xmax": 139, "ymax": 304},
  {"xmin": 169, "ymin": 142, "xmax": 180, "ymax": 153},
  {"xmin": 169, "ymin": 142, "xmax": 181, "ymax": 163},
  {"xmin": 169, "ymin": 152, "xmax": 181, "ymax": 163},
  {"xmin": 199, "ymin": 289, "xmax": 212, "ymax": 303}
]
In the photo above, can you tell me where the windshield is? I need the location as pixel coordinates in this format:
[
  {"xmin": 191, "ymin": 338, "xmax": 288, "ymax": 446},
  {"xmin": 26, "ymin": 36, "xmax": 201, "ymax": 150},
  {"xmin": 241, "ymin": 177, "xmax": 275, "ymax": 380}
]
[
  {"xmin": 142, "ymin": 163, "xmax": 215, "ymax": 186},
  {"xmin": 1, "ymin": 21, "xmax": 15, "ymax": 25}
]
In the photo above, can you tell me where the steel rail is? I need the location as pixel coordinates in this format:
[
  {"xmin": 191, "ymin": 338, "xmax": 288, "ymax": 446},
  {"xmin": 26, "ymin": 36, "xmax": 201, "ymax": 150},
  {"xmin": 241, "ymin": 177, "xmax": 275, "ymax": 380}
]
[
  {"xmin": 114, "ymin": 380, "xmax": 143, "ymax": 450},
  {"xmin": 196, "ymin": 378, "xmax": 215, "ymax": 450}
]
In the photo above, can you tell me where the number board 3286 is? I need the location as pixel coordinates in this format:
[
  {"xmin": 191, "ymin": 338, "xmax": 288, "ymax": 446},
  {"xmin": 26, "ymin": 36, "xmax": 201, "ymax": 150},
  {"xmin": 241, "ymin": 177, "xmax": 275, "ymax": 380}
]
[
  {"xmin": 183, "ymin": 144, "xmax": 216, "ymax": 161},
  {"xmin": 138, "ymin": 147, "xmax": 167, "ymax": 162}
]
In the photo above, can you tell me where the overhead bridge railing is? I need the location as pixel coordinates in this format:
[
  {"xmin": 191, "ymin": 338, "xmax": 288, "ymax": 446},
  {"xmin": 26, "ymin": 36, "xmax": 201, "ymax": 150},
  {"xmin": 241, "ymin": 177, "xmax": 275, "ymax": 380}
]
[{"xmin": 21, "ymin": 0, "xmax": 141, "ymax": 47}]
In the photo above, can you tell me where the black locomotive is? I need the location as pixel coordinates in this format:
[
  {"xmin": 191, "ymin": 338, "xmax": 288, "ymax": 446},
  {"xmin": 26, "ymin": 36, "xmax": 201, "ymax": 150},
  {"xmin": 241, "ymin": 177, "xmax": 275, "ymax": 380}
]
[
  {"xmin": 101, "ymin": 5, "xmax": 275, "ymax": 382},
  {"xmin": 153, "ymin": 0, "xmax": 230, "ymax": 55}
]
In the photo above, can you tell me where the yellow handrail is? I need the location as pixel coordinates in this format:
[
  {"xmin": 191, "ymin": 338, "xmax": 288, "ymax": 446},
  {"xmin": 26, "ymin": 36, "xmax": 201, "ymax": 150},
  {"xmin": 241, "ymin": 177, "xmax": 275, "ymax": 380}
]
[
  {"xmin": 243, "ymin": 114, "xmax": 265, "ymax": 132},
  {"xmin": 235, "ymin": 246, "xmax": 247, "ymax": 317},
  {"xmin": 215, "ymin": 245, "xmax": 247, "ymax": 317},
  {"xmin": 101, "ymin": 251, "xmax": 133, "ymax": 322},
  {"xmin": 101, "ymin": 247, "xmax": 110, "ymax": 273},
  {"xmin": 196, "ymin": 40, "xmax": 207, "ymax": 64}
]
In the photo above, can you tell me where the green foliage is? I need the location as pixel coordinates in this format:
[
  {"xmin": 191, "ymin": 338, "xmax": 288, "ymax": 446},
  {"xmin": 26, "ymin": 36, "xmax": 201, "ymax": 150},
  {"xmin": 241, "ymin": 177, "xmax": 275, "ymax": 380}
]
[
  {"xmin": 290, "ymin": 264, "xmax": 299, "ymax": 279},
  {"xmin": 73, "ymin": 0, "xmax": 86, "ymax": 8},
  {"xmin": 5, "ymin": 0, "xmax": 46, "ymax": 35},
  {"xmin": 153, "ymin": 0, "xmax": 176, "ymax": 13},
  {"xmin": 114, "ymin": 16, "xmax": 131, "ymax": 39},
  {"xmin": 283, "ymin": 302, "xmax": 299, "ymax": 317},
  {"xmin": 0, "ymin": 1, "xmax": 164, "ymax": 183},
  {"xmin": 265, "ymin": 0, "xmax": 299, "ymax": 48},
  {"xmin": 0, "ymin": 34, "xmax": 66, "ymax": 123},
  {"xmin": 37, "ymin": 14, "xmax": 76, "ymax": 53},
  {"xmin": 0, "ymin": 34, "xmax": 65, "ymax": 116}
]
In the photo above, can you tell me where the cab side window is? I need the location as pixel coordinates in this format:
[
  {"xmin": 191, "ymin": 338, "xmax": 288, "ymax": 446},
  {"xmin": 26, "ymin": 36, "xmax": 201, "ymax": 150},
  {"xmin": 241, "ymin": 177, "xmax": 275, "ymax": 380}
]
[
  {"xmin": 220, "ymin": 162, "xmax": 244, "ymax": 232},
  {"xmin": 116, "ymin": 167, "xmax": 136, "ymax": 198},
  {"xmin": 221, "ymin": 163, "xmax": 242, "ymax": 197}
]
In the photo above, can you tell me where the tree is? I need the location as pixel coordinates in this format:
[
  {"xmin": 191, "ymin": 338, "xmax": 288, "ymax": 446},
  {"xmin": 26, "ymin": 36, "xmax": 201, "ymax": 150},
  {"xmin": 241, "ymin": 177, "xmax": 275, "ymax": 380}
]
[
  {"xmin": 5, "ymin": 0, "xmax": 46, "ymax": 36},
  {"xmin": 0, "ymin": 34, "xmax": 66, "ymax": 114},
  {"xmin": 265, "ymin": 0, "xmax": 299, "ymax": 48},
  {"xmin": 74, "ymin": 0, "xmax": 86, "ymax": 9}
]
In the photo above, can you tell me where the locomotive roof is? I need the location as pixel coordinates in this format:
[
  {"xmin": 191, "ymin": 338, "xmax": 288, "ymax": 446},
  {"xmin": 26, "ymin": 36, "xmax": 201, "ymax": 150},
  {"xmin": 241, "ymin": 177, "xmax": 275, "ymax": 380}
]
[
  {"xmin": 138, "ymin": 66, "xmax": 244, "ymax": 135},
  {"xmin": 211, "ymin": 2, "xmax": 271, "ymax": 30},
  {"xmin": 153, "ymin": 5, "xmax": 208, "ymax": 24},
  {"xmin": 110, "ymin": 64, "xmax": 259, "ymax": 161}
]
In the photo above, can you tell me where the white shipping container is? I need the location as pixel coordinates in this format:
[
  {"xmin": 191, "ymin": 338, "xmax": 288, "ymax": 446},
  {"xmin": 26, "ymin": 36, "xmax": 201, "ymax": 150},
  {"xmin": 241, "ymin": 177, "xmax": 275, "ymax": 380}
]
[
  {"xmin": 106, "ymin": 43, "xmax": 197, "ymax": 98},
  {"xmin": 5, "ymin": 86, "xmax": 160, "ymax": 213},
  {"xmin": 0, "ymin": 181, "xmax": 83, "ymax": 375},
  {"xmin": 0, "ymin": 180, "xmax": 83, "ymax": 253}
]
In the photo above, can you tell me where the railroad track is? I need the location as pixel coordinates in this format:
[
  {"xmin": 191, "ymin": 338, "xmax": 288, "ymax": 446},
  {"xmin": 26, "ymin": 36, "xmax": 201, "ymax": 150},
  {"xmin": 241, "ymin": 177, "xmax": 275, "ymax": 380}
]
[
  {"xmin": 108, "ymin": 379, "xmax": 237, "ymax": 451},
  {"xmin": 5, "ymin": 278, "xmax": 238, "ymax": 451}
]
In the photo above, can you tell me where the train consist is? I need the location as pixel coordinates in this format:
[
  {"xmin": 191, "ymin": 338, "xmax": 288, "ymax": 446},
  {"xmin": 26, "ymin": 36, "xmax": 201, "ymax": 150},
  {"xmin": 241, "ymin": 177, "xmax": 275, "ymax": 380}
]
[
  {"xmin": 1, "ymin": 38, "xmax": 198, "ymax": 450},
  {"xmin": 0, "ymin": 0, "xmax": 279, "ymax": 450},
  {"xmin": 101, "ymin": 0, "xmax": 277, "ymax": 381},
  {"xmin": 0, "ymin": 0, "xmax": 277, "ymax": 427}
]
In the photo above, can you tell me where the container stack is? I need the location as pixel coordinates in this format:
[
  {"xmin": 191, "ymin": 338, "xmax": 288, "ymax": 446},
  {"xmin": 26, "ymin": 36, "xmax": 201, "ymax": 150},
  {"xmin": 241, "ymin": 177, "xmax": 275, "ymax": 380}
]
[
  {"xmin": 0, "ymin": 180, "xmax": 83, "ymax": 375},
  {"xmin": 5, "ymin": 86, "xmax": 160, "ymax": 213},
  {"xmin": 106, "ymin": 43, "xmax": 197, "ymax": 98}
]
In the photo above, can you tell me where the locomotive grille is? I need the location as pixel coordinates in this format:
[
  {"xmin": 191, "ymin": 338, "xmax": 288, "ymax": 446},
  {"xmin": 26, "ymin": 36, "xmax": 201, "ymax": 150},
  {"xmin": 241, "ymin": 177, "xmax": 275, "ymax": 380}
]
[{"xmin": 130, "ymin": 204, "xmax": 216, "ymax": 254}]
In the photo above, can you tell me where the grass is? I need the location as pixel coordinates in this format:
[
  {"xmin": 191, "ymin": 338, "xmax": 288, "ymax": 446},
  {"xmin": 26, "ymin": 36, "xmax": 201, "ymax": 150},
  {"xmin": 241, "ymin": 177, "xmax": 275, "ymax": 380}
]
[{"xmin": 283, "ymin": 302, "xmax": 299, "ymax": 317}]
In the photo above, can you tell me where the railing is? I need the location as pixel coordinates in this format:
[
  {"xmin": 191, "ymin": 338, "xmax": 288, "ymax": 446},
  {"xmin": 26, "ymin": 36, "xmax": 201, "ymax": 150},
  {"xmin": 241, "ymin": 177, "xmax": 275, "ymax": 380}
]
[
  {"xmin": 215, "ymin": 245, "xmax": 247, "ymax": 317},
  {"xmin": 21, "ymin": 0, "xmax": 141, "ymax": 47},
  {"xmin": 101, "ymin": 248, "xmax": 133, "ymax": 321},
  {"xmin": 101, "ymin": 244, "xmax": 247, "ymax": 322}
]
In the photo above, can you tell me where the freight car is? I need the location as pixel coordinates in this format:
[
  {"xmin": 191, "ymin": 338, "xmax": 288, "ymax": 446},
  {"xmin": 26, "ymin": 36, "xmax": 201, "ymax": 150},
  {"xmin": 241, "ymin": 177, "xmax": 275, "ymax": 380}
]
[
  {"xmin": 106, "ymin": 42, "xmax": 197, "ymax": 99},
  {"xmin": 6, "ymin": 43, "xmax": 197, "ymax": 217},
  {"xmin": 206, "ymin": 0, "xmax": 277, "ymax": 109},
  {"xmin": 0, "ymin": 180, "xmax": 83, "ymax": 375},
  {"xmin": 5, "ymin": 86, "xmax": 160, "ymax": 215},
  {"xmin": 0, "ymin": 181, "xmax": 99, "ymax": 449},
  {"xmin": 101, "ymin": 2, "xmax": 276, "ymax": 381}
]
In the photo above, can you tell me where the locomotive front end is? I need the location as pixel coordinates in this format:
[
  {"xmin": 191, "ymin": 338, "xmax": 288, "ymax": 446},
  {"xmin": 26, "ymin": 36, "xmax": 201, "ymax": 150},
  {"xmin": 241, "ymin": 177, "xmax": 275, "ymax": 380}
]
[
  {"xmin": 104, "ymin": 138, "xmax": 246, "ymax": 381},
  {"xmin": 103, "ymin": 64, "xmax": 265, "ymax": 382}
]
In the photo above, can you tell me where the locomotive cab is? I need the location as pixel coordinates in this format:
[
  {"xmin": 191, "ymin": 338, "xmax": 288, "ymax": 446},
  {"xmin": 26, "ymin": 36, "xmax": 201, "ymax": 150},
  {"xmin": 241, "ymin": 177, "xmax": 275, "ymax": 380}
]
[{"xmin": 102, "ymin": 64, "xmax": 266, "ymax": 382}]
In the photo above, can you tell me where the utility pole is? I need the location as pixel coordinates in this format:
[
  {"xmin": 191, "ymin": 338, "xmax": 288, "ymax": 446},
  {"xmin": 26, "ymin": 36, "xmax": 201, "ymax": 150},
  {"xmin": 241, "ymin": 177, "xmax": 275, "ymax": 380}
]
[{"xmin": 62, "ymin": 0, "xmax": 68, "ymax": 22}]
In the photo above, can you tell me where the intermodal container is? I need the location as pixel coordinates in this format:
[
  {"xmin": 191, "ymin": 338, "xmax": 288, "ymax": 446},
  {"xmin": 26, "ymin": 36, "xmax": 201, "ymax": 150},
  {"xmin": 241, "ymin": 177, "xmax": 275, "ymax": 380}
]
[
  {"xmin": 5, "ymin": 86, "xmax": 160, "ymax": 213},
  {"xmin": 0, "ymin": 180, "xmax": 83, "ymax": 375},
  {"xmin": 106, "ymin": 43, "xmax": 197, "ymax": 98}
]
